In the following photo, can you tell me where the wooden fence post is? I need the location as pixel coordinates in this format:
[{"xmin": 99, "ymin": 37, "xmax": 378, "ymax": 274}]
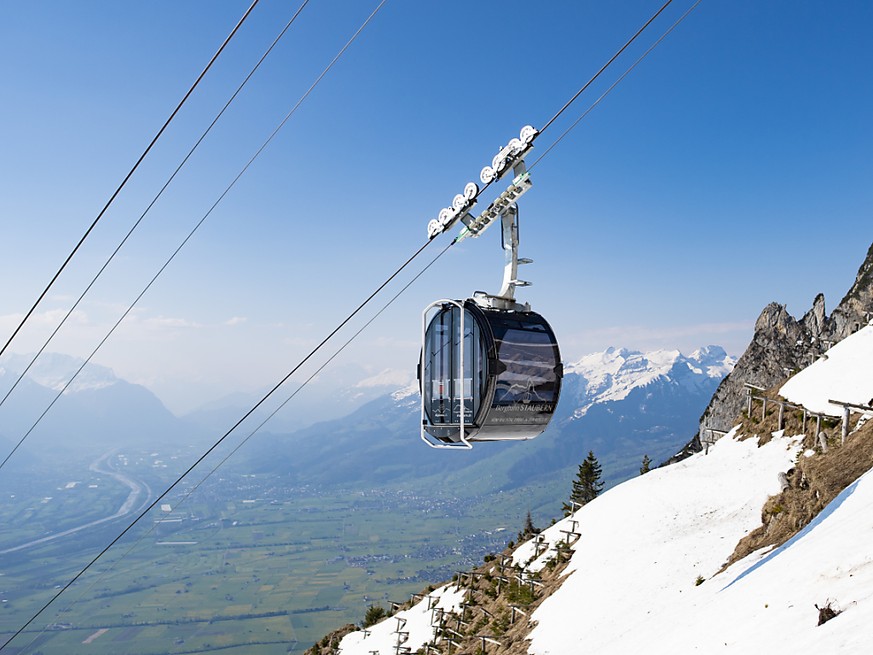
[{"xmin": 842, "ymin": 406, "xmax": 850, "ymax": 444}]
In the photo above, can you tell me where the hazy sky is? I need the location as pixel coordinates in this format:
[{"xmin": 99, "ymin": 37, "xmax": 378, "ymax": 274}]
[{"xmin": 0, "ymin": 0, "xmax": 871, "ymax": 413}]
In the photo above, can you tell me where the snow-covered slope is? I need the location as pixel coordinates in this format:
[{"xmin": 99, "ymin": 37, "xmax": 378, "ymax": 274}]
[
  {"xmin": 563, "ymin": 345, "xmax": 734, "ymax": 418},
  {"xmin": 780, "ymin": 324, "xmax": 873, "ymax": 415},
  {"xmin": 339, "ymin": 328, "xmax": 873, "ymax": 654},
  {"xmin": 528, "ymin": 324, "xmax": 873, "ymax": 654},
  {"xmin": 529, "ymin": 434, "xmax": 873, "ymax": 653},
  {"xmin": 339, "ymin": 585, "xmax": 466, "ymax": 654}
]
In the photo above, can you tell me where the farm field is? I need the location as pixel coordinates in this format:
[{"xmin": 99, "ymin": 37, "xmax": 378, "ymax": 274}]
[{"xmin": 0, "ymin": 446, "xmax": 548, "ymax": 653}]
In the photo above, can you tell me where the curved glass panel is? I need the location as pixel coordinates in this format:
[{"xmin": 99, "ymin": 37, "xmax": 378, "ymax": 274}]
[
  {"xmin": 486, "ymin": 313, "xmax": 560, "ymax": 428},
  {"xmin": 423, "ymin": 305, "xmax": 486, "ymax": 428}
]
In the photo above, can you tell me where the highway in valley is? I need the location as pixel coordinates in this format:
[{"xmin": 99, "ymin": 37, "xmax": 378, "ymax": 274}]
[{"xmin": 0, "ymin": 450, "xmax": 153, "ymax": 555}]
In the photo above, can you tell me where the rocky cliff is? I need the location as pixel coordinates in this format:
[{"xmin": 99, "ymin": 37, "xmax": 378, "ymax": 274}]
[{"xmin": 678, "ymin": 242, "xmax": 873, "ymax": 460}]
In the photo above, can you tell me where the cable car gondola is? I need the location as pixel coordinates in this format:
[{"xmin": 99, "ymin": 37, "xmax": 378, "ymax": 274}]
[
  {"xmin": 420, "ymin": 297, "xmax": 562, "ymax": 447},
  {"xmin": 419, "ymin": 138, "xmax": 562, "ymax": 448}
]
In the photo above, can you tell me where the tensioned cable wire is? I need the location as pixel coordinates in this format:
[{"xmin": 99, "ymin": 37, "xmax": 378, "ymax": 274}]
[
  {"xmin": 0, "ymin": 3, "xmax": 393, "ymax": 647},
  {"xmin": 448, "ymin": 0, "xmax": 677, "ymax": 210},
  {"xmin": 530, "ymin": 0, "xmax": 702, "ymax": 172},
  {"xmin": 3, "ymin": 0, "xmax": 693, "ymax": 646},
  {"xmin": 0, "ymin": 0, "xmax": 312, "ymax": 474},
  {"xmin": 17, "ymin": 240, "xmax": 454, "ymax": 653},
  {"xmin": 538, "ymin": 0, "xmax": 674, "ymax": 136},
  {"xmin": 0, "ymin": 237, "xmax": 430, "ymax": 652},
  {"xmin": 0, "ymin": 0, "xmax": 260, "ymax": 362}
]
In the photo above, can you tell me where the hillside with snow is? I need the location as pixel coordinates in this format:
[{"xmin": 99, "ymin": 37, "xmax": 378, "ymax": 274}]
[
  {"xmin": 334, "ymin": 324, "xmax": 873, "ymax": 654},
  {"xmin": 781, "ymin": 324, "xmax": 873, "ymax": 414}
]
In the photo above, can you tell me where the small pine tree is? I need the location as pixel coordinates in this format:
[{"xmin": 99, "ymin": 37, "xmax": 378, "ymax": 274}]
[
  {"xmin": 518, "ymin": 510, "xmax": 538, "ymax": 540},
  {"xmin": 562, "ymin": 450, "xmax": 604, "ymax": 515},
  {"xmin": 640, "ymin": 454, "xmax": 652, "ymax": 475},
  {"xmin": 361, "ymin": 604, "xmax": 387, "ymax": 628}
]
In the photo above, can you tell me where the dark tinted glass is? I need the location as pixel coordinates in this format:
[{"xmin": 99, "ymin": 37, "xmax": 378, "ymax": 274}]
[{"xmin": 490, "ymin": 320, "xmax": 559, "ymax": 406}]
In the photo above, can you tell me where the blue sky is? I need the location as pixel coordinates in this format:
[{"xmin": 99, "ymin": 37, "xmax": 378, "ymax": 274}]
[{"xmin": 0, "ymin": 0, "xmax": 871, "ymax": 413}]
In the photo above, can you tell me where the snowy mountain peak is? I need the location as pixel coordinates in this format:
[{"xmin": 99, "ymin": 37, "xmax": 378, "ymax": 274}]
[
  {"xmin": 688, "ymin": 344, "xmax": 734, "ymax": 378},
  {"xmin": 354, "ymin": 368, "xmax": 413, "ymax": 390},
  {"xmin": 0, "ymin": 352, "xmax": 119, "ymax": 393},
  {"xmin": 563, "ymin": 346, "xmax": 735, "ymax": 419}
]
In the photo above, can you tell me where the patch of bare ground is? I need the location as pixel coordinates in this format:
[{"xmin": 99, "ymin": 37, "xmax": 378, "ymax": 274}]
[
  {"xmin": 722, "ymin": 394, "xmax": 873, "ymax": 572},
  {"xmin": 308, "ymin": 531, "xmax": 576, "ymax": 655},
  {"xmin": 436, "ymin": 540, "xmax": 574, "ymax": 655}
]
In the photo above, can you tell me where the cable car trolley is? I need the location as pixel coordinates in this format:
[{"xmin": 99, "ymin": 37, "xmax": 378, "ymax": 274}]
[{"xmin": 419, "ymin": 126, "xmax": 562, "ymax": 449}]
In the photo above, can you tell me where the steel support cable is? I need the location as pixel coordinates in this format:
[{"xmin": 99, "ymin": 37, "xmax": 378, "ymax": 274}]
[
  {"xmin": 442, "ymin": 0, "xmax": 679, "ymax": 219},
  {"xmin": 0, "ymin": 0, "xmax": 312, "ymax": 473},
  {"xmin": 0, "ymin": 0, "xmax": 383, "ymax": 475},
  {"xmin": 0, "ymin": 236, "xmax": 428, "ymax": 654},
  {"xmin": 537, "ymin": 0, "xmax": 675, "ymax": 136},
  {"xmin": 0, "ymin": 0, "xmax": 260, "ymax": 362},
  {"xmin": 18, "ymin": 241, "xmax": 454, "ymax": 653},
  {"xmin": 5, "ymin": 0, "xmax": 692, "ymax": 645},
  {"xmin": 529, "ymin": 0, "xmax": 702, "ymax": 172},
  {"xmin": 1, "ymin": 5, "xmax": 393, "ymax": 643}
]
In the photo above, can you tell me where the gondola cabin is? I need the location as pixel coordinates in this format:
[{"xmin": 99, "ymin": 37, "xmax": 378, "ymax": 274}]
[
  {"xmin": 420, "ymin": 298, "xmax": 562, "ymax": 448},
  {"xmin": 418, "ymin": 124, "xmax": 560, "ymax": 448}
]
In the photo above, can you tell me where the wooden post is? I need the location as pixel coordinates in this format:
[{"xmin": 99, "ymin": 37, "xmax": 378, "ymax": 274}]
[
  {"xmin": 842, "ymin": 406, "xmax": 850, "ymax": 444},
  {"xmin": 777, "ymin": 472, "xmax": 789, "ymax": 491},
  {"xmin": 816, "ymin": 414, "xmax": 821, "ymax": 436},
  {"xmin": 778, "ymin": 403, "xmax": 784, "ymax": 430},
  {"xmin": 510, "ymin": 605, "xmax": 528, "ymax": 624},
  {"xmin": 802, "ymin": 409, "xmax": 807, "ymax": 434},
  {"xmin": 762, "ymin": 397, "xmax": 768, "ymax": 421}
]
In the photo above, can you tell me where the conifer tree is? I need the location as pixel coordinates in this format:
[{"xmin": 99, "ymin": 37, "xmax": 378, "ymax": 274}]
[
  {"xmin": 563, "ymin": 450, "xmax": 603, "ymax": 515},
  {"xmin": 640, "ymin": 454, "xmax": 652, "ymax": 475},
  {"xmin": 362, "ymin": 604, "xmax": 387, "ymax": 628},
  {"xmin": 518, "ymin": 510, "xmax": 538, "ymax": 540}
]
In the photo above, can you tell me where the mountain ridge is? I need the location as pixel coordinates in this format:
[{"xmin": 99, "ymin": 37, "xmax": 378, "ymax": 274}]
[{"xmin": 679, "ymin": 241, "xmax": 873, "ymax": 459}]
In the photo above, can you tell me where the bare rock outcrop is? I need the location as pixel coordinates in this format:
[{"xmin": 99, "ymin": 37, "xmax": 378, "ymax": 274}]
[{"xmin": 668, "ymin": 242, "xmax": 873, "ymax": 464}]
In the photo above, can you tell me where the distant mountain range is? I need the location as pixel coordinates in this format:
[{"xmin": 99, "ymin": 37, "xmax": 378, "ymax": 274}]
[
  {"xmin": 242, "ymin": 346, "xmax": 735, "ymax": 509},
  {"xmin": 0, "ymin": 346, "xmax": 733, "ymax": 516},
  {"xmin": 0, "ymin": 354, "xmax": 191, "ymax": 456}
]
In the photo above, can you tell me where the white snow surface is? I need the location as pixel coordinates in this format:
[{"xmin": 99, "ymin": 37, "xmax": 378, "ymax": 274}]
[
  {"xmin": 511, "ymin": 513, "xmax": 583, "ymax": 573},
  {"xmin": 338, "ymin": 583, "xmax": 465, "ymax": 654},
  {"xmin": 351, "ymin": 333, "xmax": 873, "ymax": 654},
  {"xmin": 780, "ymin": 324, "xmax": 873, "ymax": 416},
  {"xmin": 391, "ymin": 382, "xmax": 420, "ymax": 403},
  {"xmin": 356, "ymin": 368, "xmax": 414, "ymax": 390},
  {"xmin": 563, "ymin": 346, "xmax": 734, "ymax": 418},
  {"xmin": 528, "ymin": 431, "xmax": 873, "ymax": 653}
]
